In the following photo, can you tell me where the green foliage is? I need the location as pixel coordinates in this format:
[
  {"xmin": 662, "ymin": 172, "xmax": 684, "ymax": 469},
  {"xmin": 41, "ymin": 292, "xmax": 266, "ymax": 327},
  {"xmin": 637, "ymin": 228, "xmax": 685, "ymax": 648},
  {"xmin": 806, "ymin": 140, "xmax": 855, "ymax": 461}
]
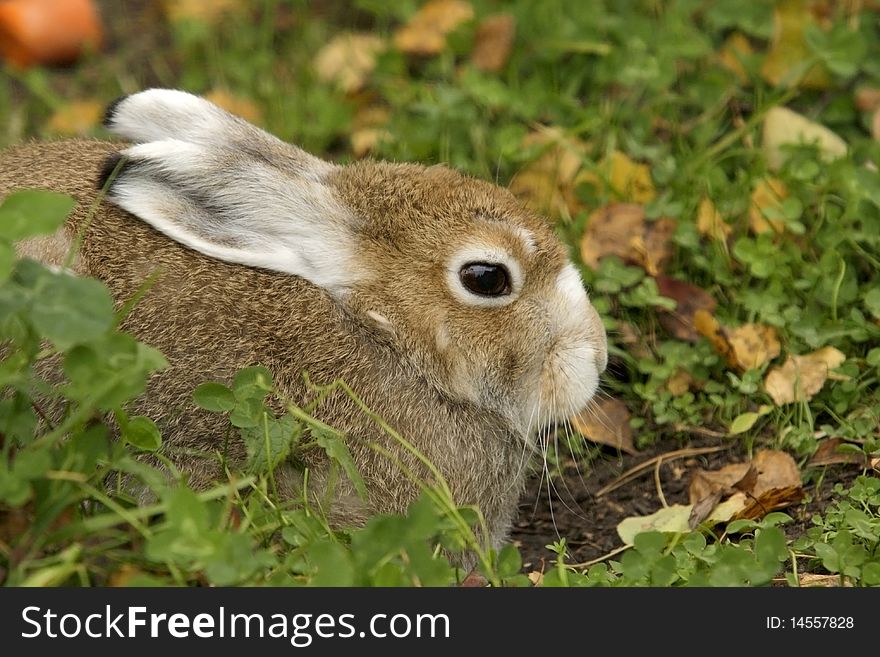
[{"xmin": 793, "ymin": 477, "xmax": 880, "ymax": 586}]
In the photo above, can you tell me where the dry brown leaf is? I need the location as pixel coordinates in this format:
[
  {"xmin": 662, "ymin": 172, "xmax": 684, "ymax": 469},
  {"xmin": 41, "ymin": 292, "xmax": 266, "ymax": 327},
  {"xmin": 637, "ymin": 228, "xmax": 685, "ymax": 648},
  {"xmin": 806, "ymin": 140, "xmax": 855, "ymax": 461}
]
[
  {"xmin": 471, "ymin": 13, "xmax": 515, "ymax": 72},
  {"xmin": 760, "ymin": 0, "xmax": 832, "ymax": 89},
  {"xmin": 46, "ymin": 99, "xmax": 103, "ymax": 136},
  {"xmin": 527, "ymin": 571, "xmax": 544, "ymax": 586},
  {"xmin": 162, "ymin": 0, "xmax": 244, "ymax": 24},
  {"xmin": 694, "ymin": 309, "xmax": 734, "ymax": 363},
  {"xmin": 655, "ymin": 276, "xmax": 717, "ymax": 342},
  {"xmin": 764, "ymin": 346, "xmax": 846, "ymax": 405},
  {"xmin": 509, "ymin": 127, "xmax": 588, "ymax": 218},
  {"xmin": 855, "ymin": 87, "xmax": 880, "ymax": 113},
  {"xmin": 313, "ymin": 33, "xmax": 386, "ymax": 93},
  {"xmin": 460, "ymin": 571, "xmax": 489, "ymax": 586},
  {"xmin": 688, "ymin": 450, "xmax": 803, "ymax": 526},
  {"xmin": 763, "ymin": 106, "xmax": 848, "ymax": 171},
  {"xmin": 108, "ymin": 564, "xmax": 147, "ymax": 587},
  {"xmin": 726, "ymin": 324, "xmax": 781, "ymax": 371},
  {"xmin": 204, "ymin": 89, "xmax": 262, "ymax": 124},
  {"xmin": 718, "ymin": 32, "xmax": 754, "ymax": 84},
  {"xmin": 571, "ymin": 397, "xmax": 637, "ymax": 455},
  {"xmin": 634, "ymin": 217, "xmax": 676, "ymax": 276},
  {"xmin": 749, "ymin": 177, "xmax": 788, "ymax": 234},
  {"xmin": 577, "ymin": 150, "xmax": 656, "ymax": 204},
  {"xmin": 393, "ymin": 0, "xmax": 474, "ymax": 56},
  {"xmin": 808, "ymin": 438, "xmax": 868, "ymax": 467},
  {"xmin": 578, "ymin": 204, "xmax": 675, "ymax": 275},
  {"xmin": 616, "ymin": 321, "xmax": 653, "ymax": 359},
  {"xmin": 872, "ymin": 110, "xmax": 880, "ymax": 142},
  {"xmin": 350, "ymin": 106, "xmax": 391, "ymax": 157},
  {"xmin": 694, "ymin": 311, "xmax": 779, "ymax": 372},
  {"xmin": 796, "ymin": 573, "xmax": 847, "ymax": 587},
  {"xmin": 666, "ymin": 369, "xmax": 693, "ymax": 396},
  {"xmin": 696, "ymin": 197, "xmax": 731, "ymax": 242}
]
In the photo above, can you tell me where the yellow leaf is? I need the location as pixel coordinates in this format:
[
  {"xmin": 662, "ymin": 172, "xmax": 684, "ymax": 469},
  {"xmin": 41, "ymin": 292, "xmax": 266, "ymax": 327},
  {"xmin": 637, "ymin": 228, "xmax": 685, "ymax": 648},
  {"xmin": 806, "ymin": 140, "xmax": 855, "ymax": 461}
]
[
  {"xmin": 393, "ymin": 0, "xmax": 474, "ymax": 56},
  {"xmin": 726, "ymin": 323, "xmax": 781, "ymax": 371},
  {"xmin": 203, "ymin": 89, "xmax": 262, "ymax": 124},
  {"xmin": 313, "ymin": 33, "xmax": 386, "ymax": 93},
  {"xmin": 763, "ymin": 106, "xmax": 847, "ymax": 171},
  {"xmin": 162, "ymin": 0, "xmax": 243, "ymax": 24},
  {"xmin": 471, "ymin": 13, "xmax": 516, "ymax": 72},
  {"xmin": 577, "ymin": 150, "xmax": 656, "ymax": 204},
  {"xmin": 760, "ymin": 0, "xmax": 832, "ymax": 89},
  {"xmin": 508, "ymin": 126, "xmax": 588, "ymax": 219},
  {"xmin": 749, "ymin": 177, "xmax": 788, "ymax": 235},
  {"xmin": 718, "ymin": 32, "xmax": 754, "ymax": 84},
  {"xmin": 350, "ymin": 106, "xmax": 391, "ymax": 157},
  {"xmin": 571, "ymin": 397, "xmax": 636, "ymax": 455},
  {"xmin": 696, "ymin": 197, "xmax": 731, "ymax": 242},
  {"xmin": 764, "ymin": 346, "xmax": 846, "ymax": 405},
  {"xmin": 46, "ymin": 99, "xmax": 103, "ymax": 136}
]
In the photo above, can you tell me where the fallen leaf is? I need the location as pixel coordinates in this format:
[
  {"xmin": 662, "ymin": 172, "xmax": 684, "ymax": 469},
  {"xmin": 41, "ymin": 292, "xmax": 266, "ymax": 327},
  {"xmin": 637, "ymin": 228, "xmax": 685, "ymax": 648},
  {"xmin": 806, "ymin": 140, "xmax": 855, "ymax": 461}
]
[
  {"xmin": 763, "ymin": 106, "xmax": 848, "ymax": 171},
  {"xmin": 795, "ymin": 573, "xmax": 847, "ymax": 587},
  {"xmin": 726, "ymin": 323, "xmax": 782, "ymax": 371},
  {"xmin": 808, "ymin": 438, "xmax": 868, "ymax": 467},
  {"xmin": 764, "ymin": 346, "xmax": 846, "ymax": 405},
  {"xmin": 162, "ymin": 0, "xmax": 244, "ymax": 24},
  {"xmin": 460, "ymin": 570, "xmax": 489, "ymax": 587},
  {"xmin": 509, "ymin": 127, "xmax": 588, "ymax": 218},
  {"xmin": 204, "ymin": 89, "xmax": 262, "ymax": 124},
  {"xmin": 313, "ymin": 33, "xmax": 386, "ymax": 93},
  {"xmin": 696, "ymin": 197, "xmax": 731, "ymax": 242},
  {"xmin": 46, "ymin": 99, "xmax": 103, "ymax": 136},
  {"xmin": 108, "ymin": 565, "xmax": 147, "ymax": 587},
  {"xmin": 694, "ymin": 311, "xmax": 780, "ymax": 372},
  {"xmin": 571, "ymin": 397, "xmax": 637, "ymax": 455},
  {"xmin": 666, "ymin": 369, "xmax": 693, "ymax": 396},
  {"xmin": 616, "ymin": 321, "xmax": 653, "ymax": 359},
  {"xmin": 687, "ymin": 450, "xmax": 803, "ymax": 526},
  {"xmin": 855, "ymin": 86, "xmax": 880, "ymax": 113},
  {"xmin": 579, "ymin": 204, "xmax": 675, "ymax": 274},
  {"xmin": 655, "ymin": 276, "xmax": 716, "ymax": 342},
  {"xmin": 760, "ymin": 0, "xmax": 832, "ymax": 89},
  {"xmin": 694, "ymin": 309, "xmax": 734, "ymax": 363},
  {"xmin": 527, "ymin": 571, "xmax": 544, "ymax": 586},
  {"xmin": 718, "ymin": 32, "xmax": 754, "ymax": 84},
  {"xmin": 617, "ymin": 505, "xmax": 692, "ymax": 546},
  {"xmin": 872, "ymin": 110, "xmax": 880, "ymax": 142},
  {"xmin": 350, "ymin": 105, "xmax": 391, "ymax": 157},
  {"xmin": 471, "ymin": 13, "xmax": 515, "ymax": 72},
  {"xmin": 577, "ymin": 150, "xmax": 656, "ymax": 204},
  {"xmin": 688, "ymin": 464, "xmax": 758, "ymax": 527},
  {"xmin": 749, "ymin": 177, "xmax": 788, "ymax": 234},
  {"xmin": 393, "ymin": 0, "xmax": 474, "ymax": 56}
]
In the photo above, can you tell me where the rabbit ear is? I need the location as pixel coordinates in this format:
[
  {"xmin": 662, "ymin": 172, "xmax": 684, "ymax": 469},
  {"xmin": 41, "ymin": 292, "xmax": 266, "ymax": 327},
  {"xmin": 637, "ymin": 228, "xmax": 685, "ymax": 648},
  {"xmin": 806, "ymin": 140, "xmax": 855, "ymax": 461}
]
[
  {"xmin": 98, "ymin": 138, "xmax": 361, "ymax": 295},
  {"xmin": 104, "ymin": 88, "xmax": 331, "ymax": 180}
]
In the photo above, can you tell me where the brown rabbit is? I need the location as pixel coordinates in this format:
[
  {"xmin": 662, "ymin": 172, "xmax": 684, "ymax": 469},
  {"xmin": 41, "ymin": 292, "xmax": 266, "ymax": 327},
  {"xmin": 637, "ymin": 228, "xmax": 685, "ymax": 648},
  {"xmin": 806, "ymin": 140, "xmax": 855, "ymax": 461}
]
[{"xmin": 0, "ymin": 89, "xmax": 607, "ymax": 552}]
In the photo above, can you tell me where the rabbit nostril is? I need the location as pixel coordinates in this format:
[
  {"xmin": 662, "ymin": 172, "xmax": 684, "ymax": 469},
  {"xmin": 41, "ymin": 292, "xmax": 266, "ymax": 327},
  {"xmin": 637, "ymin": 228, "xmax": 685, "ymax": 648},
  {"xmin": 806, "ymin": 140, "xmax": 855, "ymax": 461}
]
[{"xmin": 459, "ymin": 262, "xmax": 511, "ymax": 297}]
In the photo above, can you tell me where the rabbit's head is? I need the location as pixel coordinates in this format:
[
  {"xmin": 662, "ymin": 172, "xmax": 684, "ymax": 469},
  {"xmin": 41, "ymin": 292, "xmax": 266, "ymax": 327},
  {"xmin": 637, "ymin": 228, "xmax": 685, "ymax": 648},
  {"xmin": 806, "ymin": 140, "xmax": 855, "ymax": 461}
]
[{"xmin": 101, "ymin": 89, "xmax": 607, "ymax": 441}]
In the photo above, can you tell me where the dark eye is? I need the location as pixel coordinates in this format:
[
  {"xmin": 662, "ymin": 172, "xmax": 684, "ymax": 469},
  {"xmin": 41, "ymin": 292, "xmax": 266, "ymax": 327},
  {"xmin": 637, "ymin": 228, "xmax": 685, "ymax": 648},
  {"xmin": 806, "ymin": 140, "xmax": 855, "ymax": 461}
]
[{"xmin": 459, "ymin": 262, "xmax": 511, "ymax": 297}]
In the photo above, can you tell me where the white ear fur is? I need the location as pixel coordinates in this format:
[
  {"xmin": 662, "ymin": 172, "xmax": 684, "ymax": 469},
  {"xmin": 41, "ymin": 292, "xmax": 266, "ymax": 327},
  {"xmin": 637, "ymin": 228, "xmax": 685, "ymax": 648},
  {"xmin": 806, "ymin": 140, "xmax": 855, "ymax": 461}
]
[
  {"xmin": 104, "ymin": 88, "xmax": 332, "ymax": 182},
  {"xmin": 101, "ymin": 137, "xmax": 361, "ymax": 295}
]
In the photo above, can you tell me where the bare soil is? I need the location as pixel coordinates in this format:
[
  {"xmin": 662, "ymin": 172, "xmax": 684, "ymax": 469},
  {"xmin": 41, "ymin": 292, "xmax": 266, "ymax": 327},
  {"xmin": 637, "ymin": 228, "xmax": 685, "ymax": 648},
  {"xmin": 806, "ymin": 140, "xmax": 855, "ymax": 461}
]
[{"xmin": 510, "ymin": 438, "xmax": 860, "ymax": 572}]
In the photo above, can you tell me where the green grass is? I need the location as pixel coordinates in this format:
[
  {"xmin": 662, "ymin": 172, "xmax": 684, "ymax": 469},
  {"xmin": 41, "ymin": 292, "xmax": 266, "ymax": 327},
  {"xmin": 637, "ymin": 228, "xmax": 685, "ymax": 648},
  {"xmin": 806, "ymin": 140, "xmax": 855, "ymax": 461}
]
[{"xmin": 1, "ymin": 0, "xmax": 879, "ymax": 586}]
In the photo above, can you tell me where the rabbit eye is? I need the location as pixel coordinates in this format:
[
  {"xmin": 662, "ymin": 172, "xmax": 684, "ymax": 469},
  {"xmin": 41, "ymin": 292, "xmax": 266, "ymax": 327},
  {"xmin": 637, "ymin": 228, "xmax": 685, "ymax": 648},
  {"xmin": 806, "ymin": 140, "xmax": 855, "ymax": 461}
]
[{"xmin": 459, "ymin": 262, "xmax": 511, "ymax": 297}]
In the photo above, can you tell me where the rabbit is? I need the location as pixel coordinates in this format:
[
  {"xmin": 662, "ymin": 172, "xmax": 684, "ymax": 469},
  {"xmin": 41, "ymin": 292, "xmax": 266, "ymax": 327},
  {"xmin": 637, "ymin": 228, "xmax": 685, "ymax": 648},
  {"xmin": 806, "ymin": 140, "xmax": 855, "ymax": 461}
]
[{"xmin": 0, "ymin": 89, "xmax": 607, "ymax": 554}]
